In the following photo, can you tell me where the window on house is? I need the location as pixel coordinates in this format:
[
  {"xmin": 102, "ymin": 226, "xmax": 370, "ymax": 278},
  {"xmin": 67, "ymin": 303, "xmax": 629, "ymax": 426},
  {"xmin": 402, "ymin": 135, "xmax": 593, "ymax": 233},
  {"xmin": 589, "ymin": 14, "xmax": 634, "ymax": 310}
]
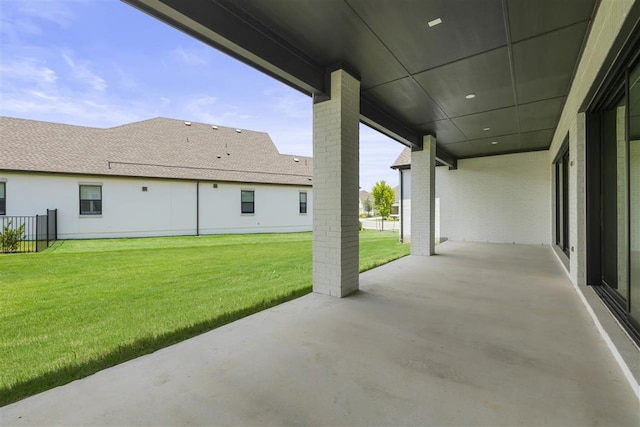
[
  {"xmin": 299, "ymin": 191, "xmax": 307, "ymax": 214},
  {"xmin": 80, "ymin": 185, "xmax": 102, "ymax": 215},
  {"xmin": 0, "ymin": 182, "xmax": 5, "ymax": 215},
  {"xmin": 554, "ymin": 139, "xmax": 570, "ymax": 257},
  {"xmin": 241, "ymin": 190, "xmax": 254, "ymax": 214}
]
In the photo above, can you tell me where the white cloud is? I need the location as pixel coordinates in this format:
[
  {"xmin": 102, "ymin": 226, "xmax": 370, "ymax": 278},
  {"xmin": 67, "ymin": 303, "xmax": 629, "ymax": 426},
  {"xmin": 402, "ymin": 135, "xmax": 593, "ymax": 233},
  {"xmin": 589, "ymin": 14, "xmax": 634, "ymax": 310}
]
[
  {"xmin": 62, "ymin": 52, "xmax": 107, "ymax": 92},
  {"xmin": 359, "ymin": 125, "xmax": 404, "ymax": 191},
  {"xmin": 113, "ymin": 66, "xmax": 137, "ymax": 90},
  {"xmin": 171, "ymin": 46, "xmax": 208, "ymax": 66},
  {"xmin": 0, "ymin": 58, "xmax": 58, "ymax": 84},
  {"xmin": 16, "ymin": 0, "xmax": 76, "ymax": 28},
  {"xmin": 182, "ymin": 95, "xmax": 263, "ymax": 127},
  {"xmin": 264, "ymin": 127, "xmax": 312, "ymax": 157},
  {"xmin": 264, "ymin": 86, "xmax": 310, "ymax": 119},
  {"xmin": 0, "ymin": 91, "xmax": 151, "ymax": 127},
  {"xmin": 26, "ymin": 90, "xmax": 58, "ymax": 101}
]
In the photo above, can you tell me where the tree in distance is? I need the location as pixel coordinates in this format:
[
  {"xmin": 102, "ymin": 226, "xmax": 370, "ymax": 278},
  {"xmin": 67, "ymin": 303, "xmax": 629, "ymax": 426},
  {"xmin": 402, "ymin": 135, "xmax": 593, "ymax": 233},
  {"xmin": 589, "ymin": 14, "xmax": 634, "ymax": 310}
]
[
  {"xmin": 371, "ymin": 180, "xmax": 395, "ymax": 231},
  {"xmin": 363, "ymin": 196, "xmax": 374, "ymax": 217}
]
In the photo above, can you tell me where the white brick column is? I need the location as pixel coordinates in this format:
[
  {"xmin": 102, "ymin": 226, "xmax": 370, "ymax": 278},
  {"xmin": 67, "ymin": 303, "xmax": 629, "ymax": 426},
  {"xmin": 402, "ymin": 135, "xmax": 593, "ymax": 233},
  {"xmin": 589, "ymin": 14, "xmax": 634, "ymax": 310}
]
[
  {"xmin": 411, "ymin": 135, "xmax": 436, "ymax": 256},
  {"xmin": 570, "ymin": 113, "xmax": 587, "ymax": 285},
  {"xmin": 312, "ymin": 69, "xmax": 360, "ymax": 297}
]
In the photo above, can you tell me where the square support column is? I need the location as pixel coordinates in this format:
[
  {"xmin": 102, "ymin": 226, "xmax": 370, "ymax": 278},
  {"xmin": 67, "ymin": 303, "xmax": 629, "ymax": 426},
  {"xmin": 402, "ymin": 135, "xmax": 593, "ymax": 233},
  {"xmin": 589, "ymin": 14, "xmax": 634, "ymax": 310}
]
[
  {"xmin": 312, "ymin": 69, "xmax": 360, "ymax": 297},
  {"xmin": 411, "ymin": 135, "xmax": 436, "ymax": 256}
]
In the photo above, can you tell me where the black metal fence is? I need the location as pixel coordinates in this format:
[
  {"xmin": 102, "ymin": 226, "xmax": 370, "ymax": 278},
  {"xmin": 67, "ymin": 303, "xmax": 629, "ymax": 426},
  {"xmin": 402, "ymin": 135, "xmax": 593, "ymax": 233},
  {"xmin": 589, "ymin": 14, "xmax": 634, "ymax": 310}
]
[{"xmin": 0, "ymin": 209, "xmax": 57, "ymax": 253}]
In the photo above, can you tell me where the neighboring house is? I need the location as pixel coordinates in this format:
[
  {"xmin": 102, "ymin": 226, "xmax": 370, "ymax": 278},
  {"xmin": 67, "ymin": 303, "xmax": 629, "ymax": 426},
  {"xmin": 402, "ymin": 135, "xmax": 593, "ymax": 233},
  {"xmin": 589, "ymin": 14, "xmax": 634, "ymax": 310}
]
[
  {"xmin": 358, "ymin": 189, "xmax": 370, "ymax": 215},
  {"xmin": 391, "ymin": 185, "xmax": 399, "ymax": 216},
  {"xmin": 0, "ymin": 117, "xmax": 313, "ymax": 239}
]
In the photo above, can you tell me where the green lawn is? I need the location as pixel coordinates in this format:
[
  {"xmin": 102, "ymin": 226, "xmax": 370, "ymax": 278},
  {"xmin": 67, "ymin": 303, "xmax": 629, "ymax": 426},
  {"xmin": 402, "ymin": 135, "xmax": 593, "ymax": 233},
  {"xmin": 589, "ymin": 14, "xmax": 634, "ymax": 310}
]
[{"xmin": 0, "ymin": 231, "xmax": 408, "ymax": 406}]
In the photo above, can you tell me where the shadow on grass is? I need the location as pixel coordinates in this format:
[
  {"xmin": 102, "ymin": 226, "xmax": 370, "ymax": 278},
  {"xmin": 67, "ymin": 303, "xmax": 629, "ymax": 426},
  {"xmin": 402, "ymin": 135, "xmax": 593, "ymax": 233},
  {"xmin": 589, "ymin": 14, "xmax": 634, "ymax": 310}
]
[
  {"xmin": 0, "ymin": 286, "xmax": 311, "ymax": 407},
  {"xmin": 360, "ymin": 253, "xmax": 409, "ymax": 273}
]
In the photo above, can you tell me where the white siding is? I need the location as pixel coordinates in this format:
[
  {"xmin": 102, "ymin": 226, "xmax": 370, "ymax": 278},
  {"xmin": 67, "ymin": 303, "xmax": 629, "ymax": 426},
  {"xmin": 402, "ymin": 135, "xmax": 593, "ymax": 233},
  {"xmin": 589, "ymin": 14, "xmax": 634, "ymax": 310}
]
[
  {"xmin": 0, "ymin": 172, "xmax": 312, "ymax": 239},
  {"xmin": 198, "ymin": 183, "xmax": 312, "ymax": 234}
]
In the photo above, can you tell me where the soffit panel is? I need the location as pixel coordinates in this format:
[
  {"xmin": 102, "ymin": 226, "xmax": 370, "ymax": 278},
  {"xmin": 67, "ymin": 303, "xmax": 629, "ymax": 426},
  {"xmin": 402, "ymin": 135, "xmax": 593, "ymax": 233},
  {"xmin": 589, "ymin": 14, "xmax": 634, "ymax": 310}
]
[
  {"xmin": 414, "ymin": 47, "xmax": 515, "ymax": 117},
  {"xmin": 125, "ymin": 0, "xmax": 596, "ymax": 161},
  {"xmin": 231, "ymin": 0, "xmax": 407, "ymax": 89},
  {"xmin": 442, "ymin": 141, "xmax": 475, "ymax": 157},
  {"xmin": 451, "ymin": 107, "xmax": 519, "ymax": 140},
  {"xmin": 363, "ymin": 77, "xmax": 447, "ymax": 126},
  {"xmin": 469, "ymin": 133, "xmax": 522, "ymax": 152},
  {"xmin": 520, "ymin": 129, "xmax": 556, "ymax": 150},
  {"xmin": 507, "ymin": 0, "xmax": 597, "ymax": 42},
  {"xmin": 347, "ymin": 0, "xmax": 507, "ymax": 74},
  {"xmin": 518, "ymin": 97, "xmax": 566, "ymax": 133},
  {"xmin": 513, "ymin": 21, "xmax": 589, "ymax": 104},
  {"xmin": 416, "ymin": 119, "xmax": 467, "ymax": 144}
]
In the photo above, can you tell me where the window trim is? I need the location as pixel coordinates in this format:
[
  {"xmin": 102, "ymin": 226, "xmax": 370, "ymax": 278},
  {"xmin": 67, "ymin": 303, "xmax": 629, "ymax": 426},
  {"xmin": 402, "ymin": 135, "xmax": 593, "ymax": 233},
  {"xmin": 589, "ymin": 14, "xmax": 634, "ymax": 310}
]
[
  {"xmin": 79, "ymin": 184, "xmax": 102, "ymax": 216},
  {"xmin": 553, "ymin": 137, "xmax": 570, "ymax": 259},
  {"xmin": 0, "ymin": 181, "xmax": 5, "ymax": 215},
  {"xmin": 299, "ymin": 191, "xmax": 307, "ymax": 214},
  {"xmin": 241, "ymin": 189, "xmax": 255, "ymax": 214}
]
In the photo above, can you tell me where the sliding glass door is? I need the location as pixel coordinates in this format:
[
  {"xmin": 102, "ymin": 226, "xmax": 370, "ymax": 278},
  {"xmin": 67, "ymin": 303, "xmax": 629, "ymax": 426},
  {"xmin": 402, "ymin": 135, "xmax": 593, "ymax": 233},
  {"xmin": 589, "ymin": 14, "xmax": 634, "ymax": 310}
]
[{"xmin": 588, "ymin": 49, "xmax": 640, "ymax": 343}]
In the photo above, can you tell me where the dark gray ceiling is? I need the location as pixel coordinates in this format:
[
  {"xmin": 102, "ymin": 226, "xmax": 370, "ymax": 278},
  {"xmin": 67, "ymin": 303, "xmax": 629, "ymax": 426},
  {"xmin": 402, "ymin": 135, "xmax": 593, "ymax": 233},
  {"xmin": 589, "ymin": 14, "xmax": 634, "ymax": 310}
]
[{"xmin": 124, "ymin": 0, "xmax": 598, "ymax": 165}]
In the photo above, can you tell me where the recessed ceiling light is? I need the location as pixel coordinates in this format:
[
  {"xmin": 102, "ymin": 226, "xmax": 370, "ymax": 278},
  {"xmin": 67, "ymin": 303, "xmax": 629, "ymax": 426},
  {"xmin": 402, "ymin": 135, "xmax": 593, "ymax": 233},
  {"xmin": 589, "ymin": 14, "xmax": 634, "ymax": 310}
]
[
  {"xmin": 427, "ymin": 17, "xmax": 442, "ymax": 27},
  {"xmin": 491, "ymin": 141, "xmax": 499, "ymax": 145},
  {"xmin": 465, "ymin": 93, "xmax": 476, "ymax": 99},
  {"xmin": 483, "ymin": 127, "xmax": 490, "ymax": 131}
]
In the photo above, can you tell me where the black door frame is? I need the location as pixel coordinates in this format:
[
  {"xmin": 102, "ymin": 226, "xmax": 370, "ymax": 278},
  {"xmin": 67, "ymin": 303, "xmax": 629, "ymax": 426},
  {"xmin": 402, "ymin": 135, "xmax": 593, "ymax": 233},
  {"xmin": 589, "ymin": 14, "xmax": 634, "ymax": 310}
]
[{"xmin": 585, "ymin": 27, "xmax": 640, "ymax": 345}]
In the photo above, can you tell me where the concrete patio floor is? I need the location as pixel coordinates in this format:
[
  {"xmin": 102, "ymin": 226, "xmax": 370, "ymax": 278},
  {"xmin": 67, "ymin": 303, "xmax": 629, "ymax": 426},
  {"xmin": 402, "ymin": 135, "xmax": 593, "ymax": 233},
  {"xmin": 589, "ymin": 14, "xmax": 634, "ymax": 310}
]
[{"xmin": 2, "ymin": 241, "xmax": 638, "ymax": 426}]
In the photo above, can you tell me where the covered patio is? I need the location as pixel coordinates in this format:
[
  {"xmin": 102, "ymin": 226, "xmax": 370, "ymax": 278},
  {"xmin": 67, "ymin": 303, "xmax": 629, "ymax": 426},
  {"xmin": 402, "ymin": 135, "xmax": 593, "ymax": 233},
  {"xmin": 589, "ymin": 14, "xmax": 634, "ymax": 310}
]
[{"xmin": 2, "ymin": 241, "xmax": 637, "ymax": 426}]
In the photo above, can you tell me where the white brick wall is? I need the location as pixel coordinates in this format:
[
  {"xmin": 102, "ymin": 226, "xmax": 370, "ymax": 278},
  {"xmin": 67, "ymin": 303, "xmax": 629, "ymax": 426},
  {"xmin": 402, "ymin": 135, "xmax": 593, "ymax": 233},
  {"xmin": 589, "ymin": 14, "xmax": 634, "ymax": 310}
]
[
  {"xmin": 548, "ymin": 0, "xmax": 635, "ymax": 285},
  {"xmin": 410, "ymin": 136, "xmax": 436, "ymax": 255},
  {"xmin": 568, "ymin": 113, "xmax": 587, "ymax": 285},
  {"xmin": 436, "ymin": 151, "xmax": 551, "ymax": 245},
  {"xmin": 312, "ymin": 69, "xmax": 360, "ymax": 297}
]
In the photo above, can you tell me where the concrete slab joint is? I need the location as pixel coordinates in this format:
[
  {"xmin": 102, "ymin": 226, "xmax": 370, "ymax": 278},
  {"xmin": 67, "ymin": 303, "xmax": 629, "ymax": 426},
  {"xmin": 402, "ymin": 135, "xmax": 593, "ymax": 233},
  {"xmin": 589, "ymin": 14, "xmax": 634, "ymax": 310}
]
[
  {"xmin": 312, "ymin": 69, "xmax": 360, "ymax": 297},
  {"xmin": 411, "ymin": 135, "xmax": 436, "ymax": 256}
]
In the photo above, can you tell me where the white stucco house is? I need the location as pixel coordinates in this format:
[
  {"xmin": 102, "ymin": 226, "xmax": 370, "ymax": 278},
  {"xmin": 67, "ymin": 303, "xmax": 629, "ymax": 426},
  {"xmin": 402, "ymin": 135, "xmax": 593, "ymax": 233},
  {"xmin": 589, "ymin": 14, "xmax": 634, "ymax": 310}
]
[{"xmin": 0, "ymin": 117, "xmax": 313, "ymax": 239}]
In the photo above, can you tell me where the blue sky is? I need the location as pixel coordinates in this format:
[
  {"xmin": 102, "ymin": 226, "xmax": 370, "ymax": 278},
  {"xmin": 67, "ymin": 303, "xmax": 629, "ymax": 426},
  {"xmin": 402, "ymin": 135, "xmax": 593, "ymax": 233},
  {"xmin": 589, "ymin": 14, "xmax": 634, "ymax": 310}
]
[{"xmin": 0, "ymin": 0, "xmax": 403, "ymax": 191}]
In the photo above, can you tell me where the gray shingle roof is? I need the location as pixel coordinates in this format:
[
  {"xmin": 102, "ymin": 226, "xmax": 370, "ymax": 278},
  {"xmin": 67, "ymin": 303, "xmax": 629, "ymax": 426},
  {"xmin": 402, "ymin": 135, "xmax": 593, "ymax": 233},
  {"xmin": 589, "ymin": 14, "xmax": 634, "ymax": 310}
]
[
  {"xmin": 0, "ymin": 117, "xmax": 312, "ymax": 186},
  {"xmin": 391, "ymin": 147, "xmax": 411, "ymax": 169}
]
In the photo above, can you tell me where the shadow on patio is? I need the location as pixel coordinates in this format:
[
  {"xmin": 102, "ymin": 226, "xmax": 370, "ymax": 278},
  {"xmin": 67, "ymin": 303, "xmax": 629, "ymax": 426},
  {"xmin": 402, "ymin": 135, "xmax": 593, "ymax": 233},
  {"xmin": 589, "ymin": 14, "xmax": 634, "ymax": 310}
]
[{"xmin": 1, "ymin": 241, "xmax": 638, "ymax": 426}]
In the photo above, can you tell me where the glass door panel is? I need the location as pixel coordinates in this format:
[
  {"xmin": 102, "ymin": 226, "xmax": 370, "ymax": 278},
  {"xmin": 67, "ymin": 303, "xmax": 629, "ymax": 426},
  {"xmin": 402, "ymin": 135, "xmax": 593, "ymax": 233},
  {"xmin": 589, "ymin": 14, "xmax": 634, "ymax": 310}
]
[
  {"xmin": 629, "ymin": 61, "xmax": 640, "ymax": 320},
  {"xmin": 601, "ymin": 95, "xmax": 627, "ymax": 298}
]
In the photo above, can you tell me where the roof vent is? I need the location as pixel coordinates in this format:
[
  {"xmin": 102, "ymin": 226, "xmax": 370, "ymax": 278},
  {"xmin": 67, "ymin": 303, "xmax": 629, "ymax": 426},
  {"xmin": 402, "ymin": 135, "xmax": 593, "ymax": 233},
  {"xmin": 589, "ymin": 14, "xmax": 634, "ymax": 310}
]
[
  {"xmin": 185, "ymin": 121, "xmax": 192, "ymax": 126},
  {"xmin": 217, "ymin": 155, "xmax": 221, "ymax": 159},
  {"xmin": 235, "ymin": 129, "xmax": 242, "ymax": 133},
  {"xmin": 293, "ymin": 158, "xmax": 299, "ymax": 162},
  {"xmin": 212, "ymin": 125, "xmax": 218, "ymax": 130},
  {"xmin": 308, "ymin": 177, "xmax": 312, "ymax": 181}
]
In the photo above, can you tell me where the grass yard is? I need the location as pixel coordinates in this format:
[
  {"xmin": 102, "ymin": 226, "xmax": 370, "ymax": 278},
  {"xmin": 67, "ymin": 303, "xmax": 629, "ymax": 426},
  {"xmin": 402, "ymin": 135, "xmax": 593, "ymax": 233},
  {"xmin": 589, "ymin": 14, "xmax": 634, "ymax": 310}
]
[{"xmin": 0, "ymin": 230, "xmax": 408, "ymax": 406}]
